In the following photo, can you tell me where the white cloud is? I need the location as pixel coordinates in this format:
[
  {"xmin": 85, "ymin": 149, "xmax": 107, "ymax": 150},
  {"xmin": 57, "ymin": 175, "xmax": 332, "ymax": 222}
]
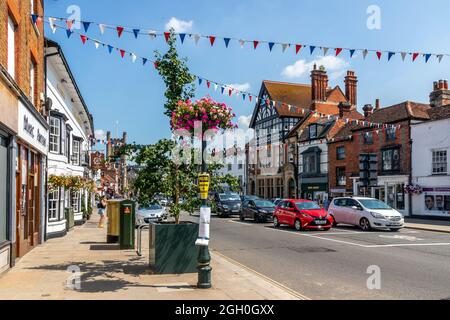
[
  {"xmin": 238, "ymin": 114, "xmax": 252, "ymax": 129},
  {"xmin": 281, "ymin": 56, "xmax": 349, "ymax": 80},
  {"xmin": 165, "ymin": 17, "xmax": 193, "ymax": 33},
  {"xmin": 95, "ymin": 129, "xmax": 106, "ymax": 140},
  {"xmin": 226, "ymin": 82, "xmax": 251, "ymax": 92}
]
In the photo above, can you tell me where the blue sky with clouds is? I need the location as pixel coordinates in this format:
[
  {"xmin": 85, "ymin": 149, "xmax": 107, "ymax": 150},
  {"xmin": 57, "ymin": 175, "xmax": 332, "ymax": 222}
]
[{"xmin": 44, "ymin": 0, "xmax": 450, "ymax": 145}]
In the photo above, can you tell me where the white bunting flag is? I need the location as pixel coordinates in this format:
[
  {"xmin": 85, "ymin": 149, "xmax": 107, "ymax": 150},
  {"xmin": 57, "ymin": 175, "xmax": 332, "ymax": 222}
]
[
  {"xmin": 48, "ymin": 17, "xmax": 56, "ymax": 33},
  {"xmin": 323, "ymin": 47, "xmax": 329, "ymax": 55},
  {"xmin": 214, "ymin": 83, "xmax": 218, "ymax": 91},
  {"xmin": 94, "ymin": 41, "xmax": 100, "ymax": 49},
  {"xmin": 239, "ymin": 39, "xmax": 245, "ymax": 48},
  {"xmin": 99, "ymin": 24, "xmax": 105, "ymax": 35},
  {"xmin": 149, "ymin": 31, "xmax": 157, "ymax": 39},
  {"xmin": 194, "ymin": 34, "xmax": 201, "ymax": 45},
  {"xmin": 362, "ymin": 49, "xmax": 369, "ymax": 59},
  {"xmin": 401, "ymin": 52, "xmax": 407, "ymax": 61},
  {"xmin": 282, "ymin": 44, "xmax": 289, "ymax": 53},
  {"xmin": 131, "ymin": 53, "xmax": 137, "ymax": 63}
]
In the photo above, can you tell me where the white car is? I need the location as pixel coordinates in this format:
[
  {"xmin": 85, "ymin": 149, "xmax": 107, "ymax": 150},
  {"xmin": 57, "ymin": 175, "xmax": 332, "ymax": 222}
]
[
  {"xmin": 328, "ymin": 197, "xmax": 404, "ymax": 231},
  {"xmin": 136, "ymin": 204, "xmax": 167, "ymax": 226}
]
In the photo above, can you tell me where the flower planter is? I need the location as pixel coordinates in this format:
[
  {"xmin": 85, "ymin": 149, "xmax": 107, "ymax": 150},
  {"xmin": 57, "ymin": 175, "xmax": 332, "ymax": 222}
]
[{"xmin": 149, "ymin": 222, "xmax": 199, "ymax": 274}]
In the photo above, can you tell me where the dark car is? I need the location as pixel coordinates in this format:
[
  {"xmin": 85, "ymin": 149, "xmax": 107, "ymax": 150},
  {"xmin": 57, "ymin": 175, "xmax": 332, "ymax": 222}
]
[
  {"xmin": 240, "ymin": 199, "xmax": 276, "ymax": 223},
  {"xmin": 241, "ymin": 195, "xmax": 260, "ymax": 202},
  {"xmin": 215, "ymin": 193, "xmax": 242, "ymax": 217}
]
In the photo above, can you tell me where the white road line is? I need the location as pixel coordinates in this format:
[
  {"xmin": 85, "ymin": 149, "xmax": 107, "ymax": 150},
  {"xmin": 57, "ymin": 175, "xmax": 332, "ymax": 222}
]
[{"xmin": 226, "ymin": 219, "xmax": 450, "ymax": 248}]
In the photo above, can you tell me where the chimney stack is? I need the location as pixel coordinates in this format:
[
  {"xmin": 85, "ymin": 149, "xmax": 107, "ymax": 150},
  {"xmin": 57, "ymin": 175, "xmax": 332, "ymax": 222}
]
[
  {"xmin": 338, "ymin": 102, "xmax": 352, "ymax": 118},
  {"xmin": 430, "ymin": 79, "xmax": 450, "ymax": 107},
  {"xmin": 375, "ymin": 99, "xmax": 381, "ymax": 111},
  {"xmin": 106, "ymin": 131, "xmax": 112, "ymax": 157},
  {"xmin": 363, "ymin": 104, "xmax": 374, "ymax": 118},
  {"xmin": 344, "ymin": 70, "xmax": 358, "ymax": 106},
  {"xmin": 311, "ymin": 64, "xmax": 329, "ymax": 102}
]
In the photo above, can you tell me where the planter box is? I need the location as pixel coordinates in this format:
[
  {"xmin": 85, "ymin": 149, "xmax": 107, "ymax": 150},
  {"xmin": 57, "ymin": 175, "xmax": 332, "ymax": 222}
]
[
  {"xmin": 65, "ymin": 207, "xmax": 75, "ymax": 231},
  {"xmin": 149, "ymin": 222, "xmax": 199, "ymax": 274}
]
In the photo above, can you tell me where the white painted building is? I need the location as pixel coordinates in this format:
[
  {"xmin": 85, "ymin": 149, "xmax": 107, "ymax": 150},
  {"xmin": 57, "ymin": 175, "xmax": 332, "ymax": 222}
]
[
  {"xmin": 45, "ymin": 39, "xmax": 94, "ymax": 238},
  {"xmin": 217, "ymin": 147, "xmax": 246, "ymax": 194},
  {"xmin": 411, "ymin": 106, "xmax": 450, "ymax": 218}
]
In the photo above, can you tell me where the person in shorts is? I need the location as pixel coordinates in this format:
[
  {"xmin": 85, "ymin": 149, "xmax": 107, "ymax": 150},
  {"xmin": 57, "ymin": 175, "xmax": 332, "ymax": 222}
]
[{"xmin": 97, "ymin": 197, "xmax": 107, "ymax": 228}]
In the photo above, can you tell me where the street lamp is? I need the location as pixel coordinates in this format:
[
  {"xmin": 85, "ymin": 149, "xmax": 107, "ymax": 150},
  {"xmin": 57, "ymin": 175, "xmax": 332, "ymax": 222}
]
[{"xmin": 197, "ymin": 139, "xmax": 212, "ymax": 289}]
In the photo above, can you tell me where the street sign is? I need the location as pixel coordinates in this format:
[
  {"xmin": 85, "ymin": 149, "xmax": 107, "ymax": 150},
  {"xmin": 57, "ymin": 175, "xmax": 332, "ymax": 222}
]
[{"xmin": 198, "ymin": 173, "xmax": 210, "ymax": 200}]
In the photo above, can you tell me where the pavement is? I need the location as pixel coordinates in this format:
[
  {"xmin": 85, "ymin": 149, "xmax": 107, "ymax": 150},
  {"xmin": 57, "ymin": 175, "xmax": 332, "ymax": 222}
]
[
  {"xmin": 191, "ymin": 214, "xmax": 450, "ymax": 300},
  {"xmin": 0, "ymin": 212, "xmax": 303, "ymax": 300},
  {"xmin": 405, "ymin": 218, "xmax": 450, "ymax": 233}
]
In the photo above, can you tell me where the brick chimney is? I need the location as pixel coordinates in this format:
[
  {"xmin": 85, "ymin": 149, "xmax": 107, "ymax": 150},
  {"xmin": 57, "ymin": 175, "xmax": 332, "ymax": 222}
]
[
  {"xmin": 338, "ymin": 102, "xmax": 352, "ymax": 118},
  {"xmin": 344, "ymin": 71, "xmax": 358, "ymax": 106},
  {"xmin": 311, "ymin": 64, "xmax": 328, "ymax": 102},
  {"xmin": 430, "ymin": 79, "xmax": 450, "ymax": 107},
  {"xmin": 375, "ymin": 99, "xmax": 381, "ymax": 111},
  {"xmin": 106, "ymin": 131, "xmax": 112, "ymax": 157},
  {"xmin": 363, "ymin": 104, "xmax": 374, "ymax": 118}
]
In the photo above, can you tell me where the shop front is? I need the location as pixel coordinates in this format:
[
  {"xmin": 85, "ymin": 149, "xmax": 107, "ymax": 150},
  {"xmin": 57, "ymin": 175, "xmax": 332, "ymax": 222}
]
[
  {"xmin": 300, "ymin": 179, "xmax": 329, "ymax": 206},
  {"xmin": 15, "ymin": 100, "xmax": 48, "ymax": 258},
  {"xmin": 372, "ymin": 175, "xmax": 409, "ymax": 217},
  {"xmin": 413, "ymin": 187, "xmax": 450, "ymax": 218}
]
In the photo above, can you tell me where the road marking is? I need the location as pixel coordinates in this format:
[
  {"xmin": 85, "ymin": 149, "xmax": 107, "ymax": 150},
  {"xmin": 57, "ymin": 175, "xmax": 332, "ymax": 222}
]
[
  {"xmin": 226, "ymin": 219, "xmax": 450, "ymax": 248},
  {"xmin": 378, "ymin": 235, "xmax": 425, "ymax": 241}
]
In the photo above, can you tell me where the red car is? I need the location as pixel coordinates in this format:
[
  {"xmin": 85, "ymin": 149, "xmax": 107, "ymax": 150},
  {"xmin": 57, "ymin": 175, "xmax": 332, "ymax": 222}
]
[{"xmin": 273, "ymin": 199, "xmax": 332, "ymax": 231}]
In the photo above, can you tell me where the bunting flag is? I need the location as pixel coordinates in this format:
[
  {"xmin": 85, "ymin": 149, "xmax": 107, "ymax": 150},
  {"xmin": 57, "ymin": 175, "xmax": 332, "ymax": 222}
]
[
  {"xmin": 107, "ymin": 45, "xmax": 114, "ymax": 54},
  {"xmin": 120, "ymin": 49, "xmax": 126, "ymax": 58},
  {"xmin": 40, "ymin": 15, "xmax": 450, "ymax": 64},
  {"xmin": 179, "ymin": 33, "xmax": 186, "ymax": 43},
  {"xmin": 80, "ymin": 35, "xmax": 87, "ymax": 44},
  {"xmin": 116, "ymin": 26, "xmax": 124, "ymax": 38},
  {"xmin": 198, "ymin": 78, "xmax": 203, "ymax": 86},
  {"xmin": 142, "ymin": 58, "xmax": 148, "ymax": 65},
  {"xmin": 206, "ymin": 81, "xmax": 211, "ymax": 88},
  {"xmin": 66, "ymin": 29, "xmax": 73, "ymax": 38},
  {"xmin": 31, "ymin": 14, "xmax": 39, "ymax": 24},
  {"xmin": 131, "ymin": 53, "xmax": 137, "ymax": 63},
  {"xmin": 82, "ymin": 21, "xmax": 91, "ymax": 33},
  {"xmin": 94, "ymin": 41, "xmax": 100, "ymax": 49}
]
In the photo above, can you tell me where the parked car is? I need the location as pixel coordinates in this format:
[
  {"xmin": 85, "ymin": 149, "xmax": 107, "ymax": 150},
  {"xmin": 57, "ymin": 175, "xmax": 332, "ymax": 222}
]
[
  {"xmin": 272, "ymin": 198, "xmax": 283, "ymax": 206},
  {"xmin": 136, "ymin": 204, "xmax": 167, "ymax": 226},
  {"xmin": 241, "ymin": 195, "xmax": 260, "ymax": 202},
  {"xmin": 215, "ymin": 192, "xmax": 242, "ymax": 217},
  {"xmin": 327, "ymin": 197, "xmax": 404, "ymax": 231},
  {"xmin": 273, "ymin": 199, "xmax": 332, "ymax": 231},
  {"xmin": 240, "ymin": 199, "xmax": 276, "ymax": 222}
]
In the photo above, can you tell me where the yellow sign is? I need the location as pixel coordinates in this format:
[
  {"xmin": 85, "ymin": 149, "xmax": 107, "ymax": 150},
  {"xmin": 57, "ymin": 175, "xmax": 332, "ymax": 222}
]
[{"xmin": 198, "ymin": 173, "xmax": 210, "ymax": 200}]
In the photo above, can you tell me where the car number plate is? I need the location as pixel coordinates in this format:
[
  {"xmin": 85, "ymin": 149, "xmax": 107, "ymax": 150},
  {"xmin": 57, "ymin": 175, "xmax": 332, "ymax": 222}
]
[{"xmin": 315, "ymin": 220, "xmax": 327, "ymax": 225}]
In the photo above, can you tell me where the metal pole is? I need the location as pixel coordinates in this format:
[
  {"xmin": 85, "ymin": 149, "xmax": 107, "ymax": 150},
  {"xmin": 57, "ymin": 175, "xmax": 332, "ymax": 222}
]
[{"xmin": 197, "ymin": 139, "xmax": 212, "ymax": 289}]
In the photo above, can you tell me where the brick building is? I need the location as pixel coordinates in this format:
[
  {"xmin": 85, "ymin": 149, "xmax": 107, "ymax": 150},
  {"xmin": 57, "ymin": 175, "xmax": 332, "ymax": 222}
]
[
  {"xmin": 328, "ymin": 100, "xmax": 431, "ymax": 216},
  {"xmin": 0, "ymin": 0, "xmax": 47, "ymax": 274}
]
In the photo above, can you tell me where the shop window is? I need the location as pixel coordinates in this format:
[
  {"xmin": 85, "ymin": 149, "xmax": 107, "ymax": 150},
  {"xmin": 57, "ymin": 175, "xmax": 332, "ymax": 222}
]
[
  {"xmin": 425, "ymin": 195, "xmax": 450, "ymax": 211},
  {"xmin": 48, "ymin": 189, "xmax": 59, "ymax": 221},
  {"xmin": 382, "ymin": 148, "xmax": 400, "ymax": 172},
  {"xmin": 336, "ymin": 167, "xmax": 346, "ymax": 186},
  {"xmin": 49, "ymin": 117, "xmax": 61, "ymax": 153},
  {"xmin": 336, "ymin": 146, "xmax": 345, "ymax": 160},
  {"xmin": 432, "ymin": 150, "xmax": 447, "ymax": 175}
]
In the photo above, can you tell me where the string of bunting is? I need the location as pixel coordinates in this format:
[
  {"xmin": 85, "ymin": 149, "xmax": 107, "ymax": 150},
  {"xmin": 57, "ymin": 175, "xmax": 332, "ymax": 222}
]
[
  {"xmin": 46, "ymin": 20, "xmax": 400, "ymax": 133},
  {"xmin": 33, "ymin": 14, "xmax": 448, "ymax": 64}
]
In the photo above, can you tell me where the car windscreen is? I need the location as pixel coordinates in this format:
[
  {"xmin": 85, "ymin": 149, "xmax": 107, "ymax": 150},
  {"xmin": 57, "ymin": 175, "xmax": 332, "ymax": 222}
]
[
  {"xmin": 358, "ymin": 199, "xmax": 392, "ymax": 210},
  {"xmin": 141, "ymin": 205, "xmax": 162, "ymax": 210},
  {"xmin": 254, "ymin": 200, "xmax": 275, "ymax": 208},
  {"xmin": 295, "ymin": 202, "xmax": 321, "ymax": 210},
  {"xmin": 219, "ymin": 194, "xmax": 241, "ymax": 201}
]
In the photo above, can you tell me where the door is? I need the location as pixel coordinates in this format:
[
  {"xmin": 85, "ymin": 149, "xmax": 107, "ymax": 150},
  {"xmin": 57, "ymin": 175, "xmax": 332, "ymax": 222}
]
[
  {"xmin": 330, "ymin": 198, "xmax": 348, "ymax": 224},
  {"xmin": 346, "ymin": 199, "xmax": 363, "ymax": 226},
  {"xmin": 276, "ymin": 201, "xmax": 286, "ymax": 224},
  {"xmin": 284, "ymin": 201, "xmax": 296, "ymax": 226},
  {"xmin": 0, "ymin": 136, "xmax": 8, "ymax": 246}
]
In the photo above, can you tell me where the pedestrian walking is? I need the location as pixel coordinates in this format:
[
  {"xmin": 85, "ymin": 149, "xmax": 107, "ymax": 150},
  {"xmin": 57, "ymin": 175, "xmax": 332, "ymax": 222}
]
[{"xmin": 97, "ymin": 196, "xmax": 107, "ymax": 228}]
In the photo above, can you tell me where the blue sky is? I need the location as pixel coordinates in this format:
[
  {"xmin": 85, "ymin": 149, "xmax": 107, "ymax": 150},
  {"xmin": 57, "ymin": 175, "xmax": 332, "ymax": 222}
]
[{"xmin": 44, "ymin": 0, "xmax": 450, "ymax": 146}]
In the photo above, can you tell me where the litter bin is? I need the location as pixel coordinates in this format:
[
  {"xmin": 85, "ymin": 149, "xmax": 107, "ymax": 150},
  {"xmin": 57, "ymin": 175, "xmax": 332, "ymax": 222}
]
[
  {"xmin": 107, "ymin": 200, "xmax": 121, "ymax": 243},
  {"xmin": 65, "ymin": 207, "xmax": 74, "ymax": 231},
  {"xmin": 120, "ymin": 200, "xmax": 136, "ymax": 249}
]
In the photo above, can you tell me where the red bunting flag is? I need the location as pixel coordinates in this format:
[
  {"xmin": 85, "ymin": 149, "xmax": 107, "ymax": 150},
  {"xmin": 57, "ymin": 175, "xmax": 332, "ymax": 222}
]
[
  {"xmin": 153, "ymin": 61, "xmax": 158, "ymax": 69},
  {"xmin": 117, "ymin": 26, "xmax": 124, "ymax": 38},
  {"xmin": 376, "ymin": 51, "xmax": 382, "ymax": 60},
  {"xmin": 209, "ymin": 36, "xmax": 216, "ymax": 46},
  {"xmin": 120, "ymin": 49, "xmax": 125, "ymax": 58},
  {"xmin": 207, "ymin": 81, "xmax": 211, "ymax": 88},
  {"xmin": 412, "ymin": 52, "xmax": 419, "ymax": 61},
  {"xmin": 295, "ymin": 44, "xmax": 302, "ymax": 54},
  {"xmin": 80, "ymin": 35, "xmax": 87, "ymax": 44},
  {"xmin": 249, "ymin": 95, "xmax": 253, "ymax": 102},
  {"xmin": 335, "ymin": 48, "xmax": 343, "ymax": 56},
  {"xmin": 228, "ymin": 89, "xmax": 233, "ymax": 96},
  {"xmin": 253, "ymin": 41, "xmax": 259, "ymax": 50},
  {"xmin": 164, "ymin": 32, "xmax": 171, "ymax": 43}
]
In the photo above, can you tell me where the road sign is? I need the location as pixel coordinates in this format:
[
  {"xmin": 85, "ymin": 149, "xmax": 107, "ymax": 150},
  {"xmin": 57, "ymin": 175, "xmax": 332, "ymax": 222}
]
[{"xmin": 199, "ymin": 173, "xmax": 210, "ymax": 200}]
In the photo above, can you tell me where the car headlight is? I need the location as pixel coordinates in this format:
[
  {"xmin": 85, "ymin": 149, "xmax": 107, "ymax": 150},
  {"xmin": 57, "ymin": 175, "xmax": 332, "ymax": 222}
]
[
  {"xmin": 370, "ymin": 212, "xmax": 385, "ymax": 219},
  {"xmin": 301, "ymin": 213, "xmax": 313, "ymax": 219}
]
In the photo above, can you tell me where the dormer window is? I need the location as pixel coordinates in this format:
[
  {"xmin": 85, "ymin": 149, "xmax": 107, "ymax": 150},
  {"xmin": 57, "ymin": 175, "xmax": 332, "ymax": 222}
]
[{"xmin": 309, "ymin": 124, "xmax": 317, "ymax": 139}]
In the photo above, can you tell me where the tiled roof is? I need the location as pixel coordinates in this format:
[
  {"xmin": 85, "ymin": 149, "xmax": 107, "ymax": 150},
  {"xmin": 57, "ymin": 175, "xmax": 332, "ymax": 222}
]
[
  {"xmin": 263, "ymin": 80, "xmax": 312, "ymax": 111},
  {"xmin": 427, "ymin": 105, "xmax": 450, "ymax": 121},
  {"xmin": 367, "ymin": 101, "xmax": 430, "ymax": 124}
]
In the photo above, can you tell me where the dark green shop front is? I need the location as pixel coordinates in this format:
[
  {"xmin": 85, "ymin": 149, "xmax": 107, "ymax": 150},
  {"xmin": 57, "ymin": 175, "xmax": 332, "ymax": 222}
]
[{"xmin": 301, "ymin": 183, "xmax": 328, "ymax": 202}]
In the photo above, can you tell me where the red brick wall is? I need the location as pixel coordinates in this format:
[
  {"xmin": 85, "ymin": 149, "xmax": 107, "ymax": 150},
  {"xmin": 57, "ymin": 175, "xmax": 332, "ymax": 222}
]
[
  {"xmin": 0, "ymin": 0, "xmax": 44, "ymax": 112},
  {"xmin": 328, "ymin": 138, "xmax": 360, "ymax": 192}
]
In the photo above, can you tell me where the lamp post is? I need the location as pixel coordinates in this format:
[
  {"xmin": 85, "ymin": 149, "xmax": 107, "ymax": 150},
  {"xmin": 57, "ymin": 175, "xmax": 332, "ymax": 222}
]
[{"xmin": 197, "ymin": 139, "xmax": 212, "ymax": 289}]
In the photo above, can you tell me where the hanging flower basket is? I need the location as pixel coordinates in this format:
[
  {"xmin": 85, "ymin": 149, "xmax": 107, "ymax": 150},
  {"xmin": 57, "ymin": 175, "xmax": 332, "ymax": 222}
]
[
  {"xmin": 171, "ymin": 97, "xmax": 237, "ymax": 133},
  {"xmin": 404, "ymin": 184, "xmax": 423, "ymax": 195}
]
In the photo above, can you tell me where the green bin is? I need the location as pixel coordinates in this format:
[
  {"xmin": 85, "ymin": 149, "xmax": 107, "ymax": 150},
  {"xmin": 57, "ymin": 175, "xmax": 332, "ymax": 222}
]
[
  {"xmin": 119, "ymin": 200, "xmax": 136, "ymax": 249},
  {"xmin": 65, "ymin": 207, "xmax": 75, "ymax": 231}
]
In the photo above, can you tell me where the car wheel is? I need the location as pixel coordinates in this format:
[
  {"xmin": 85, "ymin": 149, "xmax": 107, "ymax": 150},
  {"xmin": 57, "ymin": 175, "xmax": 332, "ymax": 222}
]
[
  {"xmin": 273, "ymin": 217, "xmax": 280, "ymax": 228},
  {"xmin": 359, "ymin": 218, "xmax": 371, "ymax": 231},
  {"xmin": 255, "ymin": 214, "xmax": 261, "ymax": 223},
  {"xmin": 294, "ymin": 219, "xmax": 302, "ymax": 231}
]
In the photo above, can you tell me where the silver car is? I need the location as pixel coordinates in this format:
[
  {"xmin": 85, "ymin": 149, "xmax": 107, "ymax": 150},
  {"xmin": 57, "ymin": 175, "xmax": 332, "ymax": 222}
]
[{"xmin": 136, "ymin": 204, "xmax": 167, "ymax": 225}]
